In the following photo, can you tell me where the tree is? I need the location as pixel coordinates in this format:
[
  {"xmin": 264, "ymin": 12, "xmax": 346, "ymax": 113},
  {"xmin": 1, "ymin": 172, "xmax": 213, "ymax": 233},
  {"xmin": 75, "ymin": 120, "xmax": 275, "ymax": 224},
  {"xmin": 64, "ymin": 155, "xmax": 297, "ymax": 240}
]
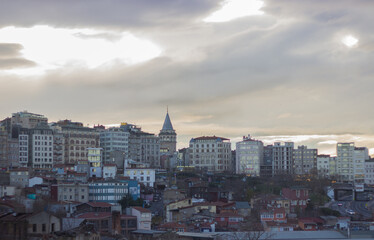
[
  {"xmin": 216, "ymin": 218, "xmax": 274, "ymax": 240},
  {"xmin": 118, "ymin": 194, "xmax": 144, "ymax": 209}
]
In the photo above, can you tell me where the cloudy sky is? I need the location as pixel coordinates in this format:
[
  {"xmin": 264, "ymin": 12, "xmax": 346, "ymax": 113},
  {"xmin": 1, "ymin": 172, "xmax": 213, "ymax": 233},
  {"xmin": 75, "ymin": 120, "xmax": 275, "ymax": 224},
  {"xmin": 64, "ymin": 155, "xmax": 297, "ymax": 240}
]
[{"xmin": 0, "ymin": 0, "xmax": 373, "ymax": 155}]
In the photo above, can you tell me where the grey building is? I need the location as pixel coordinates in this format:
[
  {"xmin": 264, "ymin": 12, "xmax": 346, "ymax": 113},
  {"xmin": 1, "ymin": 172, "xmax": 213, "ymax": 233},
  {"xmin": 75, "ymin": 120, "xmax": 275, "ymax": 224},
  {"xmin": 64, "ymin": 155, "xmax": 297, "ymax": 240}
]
[
  {"xmin": 123, "ymin": 124, "xmax": 160, "ymax": 168},
  {"xmin": 100, "ymin": 127, "xmax": 129, "ymax": 164},
  {"xmin": 57, "ymin": 182, "xmax": 89, "ymax": 203},
  {"xmin": 272, "ymin": 142, "xmax": 294, "ymax": 176}
]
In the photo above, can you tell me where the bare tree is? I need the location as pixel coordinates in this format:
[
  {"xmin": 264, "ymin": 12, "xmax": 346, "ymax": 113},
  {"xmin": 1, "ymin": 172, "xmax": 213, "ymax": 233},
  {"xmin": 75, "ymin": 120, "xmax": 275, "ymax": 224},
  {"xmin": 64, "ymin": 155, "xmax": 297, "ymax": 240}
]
[{"xmin": 215, "ymin": 220, "xmax": 274, "ymax": 240}]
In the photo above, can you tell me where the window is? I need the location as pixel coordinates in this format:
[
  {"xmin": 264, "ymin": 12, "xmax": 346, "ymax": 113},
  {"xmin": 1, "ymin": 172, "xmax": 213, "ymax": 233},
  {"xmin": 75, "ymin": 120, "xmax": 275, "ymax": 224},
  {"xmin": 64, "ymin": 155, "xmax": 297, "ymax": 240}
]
[
  {"xmin": 33, "ymin": 224, "xmax": 37, "ymax": 232},
  {"xmin": 42, "ymin": 224, "xmax": 46, "ymax": 232}
]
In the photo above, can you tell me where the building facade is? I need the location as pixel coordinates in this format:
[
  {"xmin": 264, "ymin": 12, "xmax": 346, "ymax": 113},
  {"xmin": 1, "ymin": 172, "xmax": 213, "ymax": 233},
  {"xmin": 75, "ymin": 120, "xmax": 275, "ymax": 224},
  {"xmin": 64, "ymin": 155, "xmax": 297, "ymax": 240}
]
[
  {"xmin": 272, "ymin": 142, "xmax": 294, "ymax": 176},
  {"xmin": 57, "ymin": 182, "xmax": 89, "ymax": 203},
  {"xmin": 124, "ymin": 168, "xmax": 155, "ymax": 187},
  {"xmin": 100, "ymin": 127, "xmax": 129, "ymax": 164},
  {"xmin": 316, "ymin": 154, "xmax": 330, "ymax": 177},
  {"xmin": 236, "ymin": 135, "xmax": 264, "ymax": 176},
  {"xmin": 337, "ymin": 143, "xmax": 369, "ymax": 183},
  {"xmin": 123, "ymin": 124, "xmax": 160, "ymax": 168},
  {"xmin": 189, "ymin": 136, "xmax": 232, "ymax": 173},
  {"xmin": 54, "ymin": 120, "xmax": 100, "ymax": 165},
  {"xmin": 293, "ymin": 146, "xmax": 317, "ymax": 175}
]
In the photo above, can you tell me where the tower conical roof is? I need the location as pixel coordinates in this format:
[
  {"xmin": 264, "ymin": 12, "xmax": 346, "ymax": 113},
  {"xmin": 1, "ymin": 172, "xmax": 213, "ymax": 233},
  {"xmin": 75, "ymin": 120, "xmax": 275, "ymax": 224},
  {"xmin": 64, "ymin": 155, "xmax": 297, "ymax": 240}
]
[{"xmin": 162, "ymin": 112, "xmax": 174, "ymax": 131}]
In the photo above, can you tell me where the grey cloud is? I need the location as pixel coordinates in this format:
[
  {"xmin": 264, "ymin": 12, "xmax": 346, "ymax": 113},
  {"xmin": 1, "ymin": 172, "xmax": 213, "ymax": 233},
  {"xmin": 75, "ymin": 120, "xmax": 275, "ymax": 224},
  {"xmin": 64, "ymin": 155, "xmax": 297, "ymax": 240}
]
[
  {"xmin": 0, "ymin": 43, "xmax": 36, "ymax": 69},
  {"xmin": 0, "ymin": 0, "xmax": 218, "ymax": 30}
]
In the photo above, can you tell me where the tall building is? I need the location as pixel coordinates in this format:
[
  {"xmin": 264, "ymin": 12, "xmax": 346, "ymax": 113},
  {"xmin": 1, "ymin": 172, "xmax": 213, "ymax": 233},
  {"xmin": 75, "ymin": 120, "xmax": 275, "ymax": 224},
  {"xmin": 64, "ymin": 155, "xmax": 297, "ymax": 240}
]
[
  {"xmin": 29, "ymin": 123, "xmax": 54, "ymax": 169},
  {"xmin": 123, "ymin": 124, "xmax": 160, "ymax": 168},
  {"xmin": 88, "ymin": 148, "xmax": 103, "ymax": 178},
  {"xmin": 336, "ymin": 143, "xmax": 369, "ymax": 183},
  {"xmin": 189, "ymin": 136, "xmax": 232, "ymax": 173},
  {"xmin": 316, "ymin": 154, "xmax": 330, "ymax": 178},
  {"xmin": 353, "ymin": 147, "xmax": 368, "ymax": 184},
  {"xmin": 364, "ymin": 159, "xmax": 374, "ymax": 185},
  {"xmin": 293, "ymin": 145, "xmax": 317, "ymax": 175},
  {"xmin": 236, "ymin": 135, "xmax": 264, "ymax": 176},
  {"xmin": 159, "ymin": 111, "xmax": 177, "ymax": 155},
  {"xmin": 272, "ymin": 142, "xmax": 294, "ymax": 176},
  {"xmin": 100, "ymin": 126, "xmax": 129, "ymax": 163}
]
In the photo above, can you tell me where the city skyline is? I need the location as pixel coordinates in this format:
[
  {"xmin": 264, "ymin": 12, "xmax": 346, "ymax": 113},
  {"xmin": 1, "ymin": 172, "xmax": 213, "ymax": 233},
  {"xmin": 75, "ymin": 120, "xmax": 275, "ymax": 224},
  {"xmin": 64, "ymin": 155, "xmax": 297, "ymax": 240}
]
[{"xmin": 1, "ymin": 0, "xmax": 373, "ymax": 155}]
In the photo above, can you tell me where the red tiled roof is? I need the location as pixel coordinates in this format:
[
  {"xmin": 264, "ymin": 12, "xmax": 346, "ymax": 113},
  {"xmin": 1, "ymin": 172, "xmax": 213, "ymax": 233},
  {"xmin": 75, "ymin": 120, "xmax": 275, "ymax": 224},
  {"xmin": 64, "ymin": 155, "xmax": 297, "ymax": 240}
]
[
  {"xmin": 78, "ymin": 212, "xmax": 112, "ymax": 219},
  {"xmin": 86, "ymin": 202, "xmax": 112, "ymax": 208},
  {"xmin": 133, "ymin": 206, "xmax": 151, "ymax": 213}
]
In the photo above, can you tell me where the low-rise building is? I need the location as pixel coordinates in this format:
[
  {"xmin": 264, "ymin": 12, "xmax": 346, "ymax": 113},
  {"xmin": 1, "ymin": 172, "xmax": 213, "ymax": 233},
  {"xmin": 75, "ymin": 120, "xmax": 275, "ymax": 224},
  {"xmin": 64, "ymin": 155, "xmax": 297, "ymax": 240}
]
[
  {"xmin": 281, "ymin": 187, "xmax": 309, "ymax": 213},
  {"xmin": 127, "ymin": 206, "xmax": 152, "ymax": 230},
  {"xmin": 103, "ymin": 164, "xmax": 117, "ymax": 179},
  {"xmin": 124, "ymin": 168, "xmax": 155, "ymax": 187},
  {"xmin": 260, "ymin": 208, "xmax": 286, "ymax": 222},
  {"xmin": 88, "ymin": 180, "xmax": 129, "ymax": 204},
  {"xmin": 27, "ymin": 211, "xmax": 61, "ymax": 235},
  {"xmin": 0, "ymin": 185, "xmax": 16, "ymax": 197},
  {"xmin": 56, "ymin": 182, "xmax": 89, "ymax": 203},
  {"xmin": 9, "ymin": 168, "xmax": 30, "ymax": 188}
]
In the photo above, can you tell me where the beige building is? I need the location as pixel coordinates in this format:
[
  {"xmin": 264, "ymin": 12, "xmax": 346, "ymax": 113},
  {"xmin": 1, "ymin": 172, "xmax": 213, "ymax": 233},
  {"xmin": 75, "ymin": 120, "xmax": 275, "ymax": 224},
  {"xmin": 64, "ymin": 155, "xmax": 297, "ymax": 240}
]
[
  {"xmin": 53, "ymin": 120, "xmax": 100, "ymax": 164},
  {"xmin": 189, "ymin": 136, "xmax": 232, "ymax": 173},
  {"xmin": 293, "ymin": 145, "xmax": 318, "ymax": 175},
  {"xmin": 11, "ymin": 111, "xmax": 48, "ymax": 129}
]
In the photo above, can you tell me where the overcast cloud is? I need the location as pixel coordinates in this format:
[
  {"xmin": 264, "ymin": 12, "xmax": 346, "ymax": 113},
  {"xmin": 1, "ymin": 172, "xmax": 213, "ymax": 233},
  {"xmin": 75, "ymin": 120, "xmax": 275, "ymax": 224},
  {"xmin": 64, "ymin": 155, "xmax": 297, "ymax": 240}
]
[{"xmin": 0, "ymin": 0, "xmax": 373, "ymax": 154}]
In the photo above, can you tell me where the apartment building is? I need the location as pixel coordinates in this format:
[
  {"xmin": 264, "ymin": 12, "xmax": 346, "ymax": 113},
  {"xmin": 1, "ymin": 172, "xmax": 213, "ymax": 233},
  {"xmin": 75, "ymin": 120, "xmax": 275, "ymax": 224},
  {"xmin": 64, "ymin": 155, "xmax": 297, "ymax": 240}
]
[
  {"xmin": 272, "ymin": 142, "xmax": 294, "ymax": 176},
  {"xmin": 189, "ymin": 136, "xmax": 232, "ymax": 173},
  {"xmin": 236, "ymin": 135, "xmax": 264, "ymax": 176},
  {"xmin": 293, "ymin": 146, "xmax": 317, "ymax": 175}
]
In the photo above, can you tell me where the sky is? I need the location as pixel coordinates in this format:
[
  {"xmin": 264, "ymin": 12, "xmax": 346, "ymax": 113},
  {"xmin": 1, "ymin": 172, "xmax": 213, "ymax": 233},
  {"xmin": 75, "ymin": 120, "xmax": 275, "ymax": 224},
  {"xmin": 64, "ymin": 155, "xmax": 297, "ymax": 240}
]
[{"xmin": 0, "ymin": 0, "xmax": 373, "ymax": 155}]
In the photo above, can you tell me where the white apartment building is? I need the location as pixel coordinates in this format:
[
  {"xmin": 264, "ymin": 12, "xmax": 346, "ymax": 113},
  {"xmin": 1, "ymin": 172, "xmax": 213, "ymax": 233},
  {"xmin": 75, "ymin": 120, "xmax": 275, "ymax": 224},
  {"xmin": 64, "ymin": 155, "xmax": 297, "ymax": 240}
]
[
  {"xmin": 336, "ymin": 143, "xmax": 369, "ymax": 183},
  {"xmin": 124, "ymin": 168, "xmax": 155, "ymax": 187},
  {"xmin": 189, "ymin": 136, "xmax": 232, "ymax": 173},
  {"xmin": 272, "ymin": 142, "xmax": 294, "ymax": 176},
  {"xmin": 30, "ymin": 126, "xmax": 54, "ymax": 169},
  {"xmin": 337, "ymin": 143, "xmax": 355, "ymax": 182},
  {"xmin": 236, "ymin": 135, "xmax": 263, "ymax": 176},
  {"xmin": 365, "ymin": 160, "xmax": 374, "ymax": 185}
]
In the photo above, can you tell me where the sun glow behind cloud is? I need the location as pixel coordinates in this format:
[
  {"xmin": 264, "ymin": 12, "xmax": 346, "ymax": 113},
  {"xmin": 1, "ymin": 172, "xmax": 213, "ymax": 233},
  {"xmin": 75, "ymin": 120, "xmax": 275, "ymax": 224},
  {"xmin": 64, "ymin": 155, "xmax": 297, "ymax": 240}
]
[
  {"xmin": 0, "ymin": 25, "xmax": 162, "ymax": 75},
  {"xmin": 204, "ymin": 0, "xmax": 264, "ymax": 23},
  {"xmin": 342, "ymin": 35, "xmax": 358, "ymax": 47}
]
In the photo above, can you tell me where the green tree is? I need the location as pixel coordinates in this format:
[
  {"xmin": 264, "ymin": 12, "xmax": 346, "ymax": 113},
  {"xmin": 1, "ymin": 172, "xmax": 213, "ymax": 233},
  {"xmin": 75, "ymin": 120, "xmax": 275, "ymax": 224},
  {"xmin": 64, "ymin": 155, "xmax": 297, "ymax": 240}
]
[{"xmin": 118, "ymin": 194, "xmax": 144, "ymax": 209}]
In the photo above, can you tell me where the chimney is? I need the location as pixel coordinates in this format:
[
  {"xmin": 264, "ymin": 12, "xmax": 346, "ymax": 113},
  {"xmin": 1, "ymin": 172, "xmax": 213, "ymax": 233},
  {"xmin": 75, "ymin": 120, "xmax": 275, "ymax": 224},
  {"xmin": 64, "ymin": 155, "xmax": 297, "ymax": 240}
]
[{"xmin": 112, "ymin": 210, "xmax": 121, "ymax": 235}]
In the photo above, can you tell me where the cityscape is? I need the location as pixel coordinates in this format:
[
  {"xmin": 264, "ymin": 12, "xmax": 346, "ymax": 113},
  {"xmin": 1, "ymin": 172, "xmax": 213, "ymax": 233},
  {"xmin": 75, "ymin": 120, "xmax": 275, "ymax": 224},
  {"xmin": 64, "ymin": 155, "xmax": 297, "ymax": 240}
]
[
  {"xmin": 1, "ymin": 0, "xmax": 374, "ymax": 239},
  {"xmin": 0, "ymin": 110, "xmax": 374, "ymax": 239}
]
